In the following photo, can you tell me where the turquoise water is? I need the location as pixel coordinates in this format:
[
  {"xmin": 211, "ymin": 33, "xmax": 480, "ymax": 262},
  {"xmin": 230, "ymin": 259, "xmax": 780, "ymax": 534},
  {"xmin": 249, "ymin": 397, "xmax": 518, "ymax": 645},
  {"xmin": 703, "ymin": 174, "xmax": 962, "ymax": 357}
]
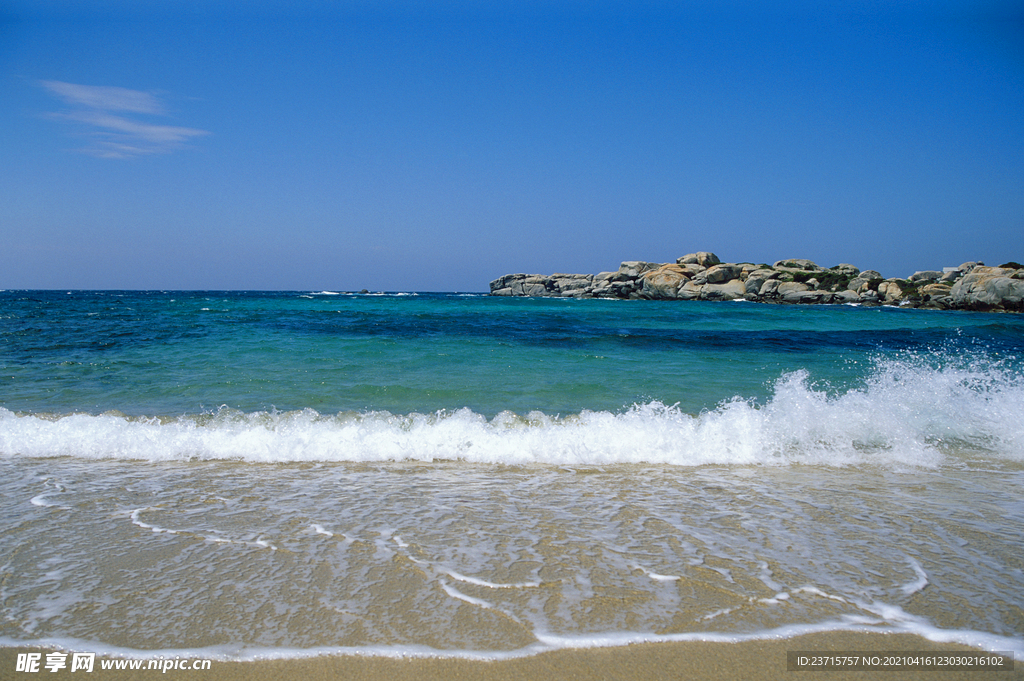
[
  {"xmin": 1, "ymin": 291, "xmax": 1022, "ymax": 658},
  {"xmin": 4, "ymin": 290, "xmax": 1022, "ymax": 418}
]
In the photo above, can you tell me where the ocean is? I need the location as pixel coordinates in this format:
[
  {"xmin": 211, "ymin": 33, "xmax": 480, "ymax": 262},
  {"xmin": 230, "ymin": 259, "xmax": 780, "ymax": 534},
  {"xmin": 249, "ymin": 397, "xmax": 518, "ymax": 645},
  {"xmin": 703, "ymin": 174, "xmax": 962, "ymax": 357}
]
[{"xmin": 1, "ymin": 290, "xmax": 1022, "ymax": 661}]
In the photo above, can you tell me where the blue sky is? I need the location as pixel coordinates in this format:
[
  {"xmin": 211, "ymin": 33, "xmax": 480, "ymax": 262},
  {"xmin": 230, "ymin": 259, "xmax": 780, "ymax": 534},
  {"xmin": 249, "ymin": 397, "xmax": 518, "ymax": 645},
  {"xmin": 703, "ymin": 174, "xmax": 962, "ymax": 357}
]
[{"xmin": 2, "ymin": 1, "xmax": 1022, "ymax": 291}]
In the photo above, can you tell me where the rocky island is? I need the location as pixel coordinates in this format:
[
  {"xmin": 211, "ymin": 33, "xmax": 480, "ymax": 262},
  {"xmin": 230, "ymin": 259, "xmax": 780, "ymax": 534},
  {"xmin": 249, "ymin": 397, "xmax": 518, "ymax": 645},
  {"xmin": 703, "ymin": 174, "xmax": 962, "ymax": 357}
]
[{"xmin": 490, "ymin": 252, "xmax": 1024, "ymax": 312}]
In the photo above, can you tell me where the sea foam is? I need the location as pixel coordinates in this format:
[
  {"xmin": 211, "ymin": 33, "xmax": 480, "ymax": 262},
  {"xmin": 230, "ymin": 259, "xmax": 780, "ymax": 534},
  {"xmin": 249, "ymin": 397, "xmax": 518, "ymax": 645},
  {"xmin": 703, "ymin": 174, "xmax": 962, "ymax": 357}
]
[{"xmin": 1, "ymin": 356, "xmax": 1021, "ymax": 466}]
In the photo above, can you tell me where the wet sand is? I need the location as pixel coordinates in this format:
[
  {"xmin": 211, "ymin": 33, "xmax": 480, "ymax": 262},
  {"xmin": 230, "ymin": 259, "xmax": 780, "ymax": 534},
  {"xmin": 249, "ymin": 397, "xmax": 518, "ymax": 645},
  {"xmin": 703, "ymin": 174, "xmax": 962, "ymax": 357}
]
[{"xmin": 2, "ymin": 632, "xmax": 1017, "ymax": 681}]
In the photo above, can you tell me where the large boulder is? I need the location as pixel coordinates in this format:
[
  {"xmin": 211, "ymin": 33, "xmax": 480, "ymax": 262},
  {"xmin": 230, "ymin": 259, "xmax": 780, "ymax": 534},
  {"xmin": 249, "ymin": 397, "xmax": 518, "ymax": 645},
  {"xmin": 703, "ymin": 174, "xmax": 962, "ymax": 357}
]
[
  {"xmin": 774, "ymin": 258, "xmax": 821, "ymax": 271},
  {"xmin": 489, "ymin": 273, "xmax": 532, "ymax": 296},
  {"xmin": 676, "ymin": 280, "xmax": 703, "ymax": 300},
  {"xmin": 553, "ymin": 274, "xmax": 593, "ymax": 297},
  {"xmin": 878, "ymin": 280, "xmax": 904, "ymax": 302},
  {"xmin": 950, "ymin": 267, "xmax": 1024, "ymax": 310},
  {"xmin": 777, "ymin": 281, "xmax": 810, "ymax": 296},
  {"xmin": 701, "ymin": 279, "xmax": 747, "ymax": 300},
  {"xmin": 677, "ymin": 252, "xmax": 721, "ymax": 267},
  {"xmin": 833, "ymin": 290, "xmax": 860, "ymax": 304},
  {"xmin": 848, "ymin": 270, "xmax": 883, "ymax": 293},
  {"xmin": 704, "ymin": 263, "xmax": 744, "ymax": 283},
  {"xmin": 489, "ymin": 273, "xmax": 522, "ymax": 293},
  {"xmin": 524, "ymin": 276, "xmax": 555, "ymax": 296},
  {"xmin": 641, "ymin": 266, "xmax": 690, "ymax": 299},
  {"xmin": 618, "ymin": 261, "xmax": 660, "ymax": 279},
  {"xmin": 785, "ymin": 290, "xmax": 834, "ymax": 304},
  {"xmin": 920, "ymin": 282, "xmax": 952, "ymax": 297},
  {"xmin": 745, "ymin": 275, "xmax": 769, "ymax": 295}
]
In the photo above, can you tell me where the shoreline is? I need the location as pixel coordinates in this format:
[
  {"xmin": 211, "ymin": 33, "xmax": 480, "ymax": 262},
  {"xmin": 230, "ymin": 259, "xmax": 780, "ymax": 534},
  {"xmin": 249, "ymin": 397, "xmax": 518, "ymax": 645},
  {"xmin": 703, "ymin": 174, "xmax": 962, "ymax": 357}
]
[{"xmin": 2, "ymin": 633, "xmax": 1017, "ymax": 680}]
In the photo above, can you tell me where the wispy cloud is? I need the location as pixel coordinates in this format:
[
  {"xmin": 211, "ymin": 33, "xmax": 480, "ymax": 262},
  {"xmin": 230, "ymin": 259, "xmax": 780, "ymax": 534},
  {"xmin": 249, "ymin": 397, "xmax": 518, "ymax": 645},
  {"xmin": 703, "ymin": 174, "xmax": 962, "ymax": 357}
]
[{"xmin": 38, "ymin": 81, "xmax": 210, "ymax": 159}]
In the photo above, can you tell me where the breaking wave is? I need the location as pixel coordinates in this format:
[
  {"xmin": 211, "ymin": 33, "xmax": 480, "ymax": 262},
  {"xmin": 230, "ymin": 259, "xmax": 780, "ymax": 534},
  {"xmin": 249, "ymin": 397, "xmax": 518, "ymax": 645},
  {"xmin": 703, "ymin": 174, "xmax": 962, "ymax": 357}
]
[{"xmin": 2, "ymin": 356, "xmax": 1022, "ymax": 466}]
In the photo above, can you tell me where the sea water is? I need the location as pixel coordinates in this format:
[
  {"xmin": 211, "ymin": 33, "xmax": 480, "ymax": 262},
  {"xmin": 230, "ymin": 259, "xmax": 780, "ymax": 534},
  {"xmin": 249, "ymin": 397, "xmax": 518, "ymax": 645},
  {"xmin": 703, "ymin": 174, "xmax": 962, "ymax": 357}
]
[{"xmin": 1, "ymin": 290, "xmax": 1022, "ymax": 659}]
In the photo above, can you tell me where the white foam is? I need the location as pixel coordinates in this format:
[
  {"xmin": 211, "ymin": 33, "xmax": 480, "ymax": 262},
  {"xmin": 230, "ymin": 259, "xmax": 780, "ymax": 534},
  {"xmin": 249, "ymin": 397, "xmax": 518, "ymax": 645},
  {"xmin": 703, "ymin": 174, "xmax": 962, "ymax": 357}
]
[
  {"xmin": 439, "ymin": 581, "xmax": 495, "ymax": 609},
  {"xmin": 29, "ymin": 493, "xmax": 69, "ymax": 509},
  {"xmin": 631, "ymin": 563, "xmax": 680, "ymax": 582},
  {"xmin": 445, "ymin": 571, "xmax": 541, "ymax": 589},
  {"xmin": 758, "ymin": 561, "xmax": 783, "ymax": 591},
  {"xmin": 901, "ymin": 557, "xmax": 929, "ymax": 596},
  {"xmin": 128, "ymin": 507, "xmax": 277, "ymax": 550},
  {"xmin": 0, "ymin": 356, "xmax": 1020, "ymax": 466},
  {"xmin": 4, "ymin": 619, "xmax": 1018, "ymax": 663},
  {"xmin": 754, "ymin": 592, "xmax": 791, "ymax": 605}
]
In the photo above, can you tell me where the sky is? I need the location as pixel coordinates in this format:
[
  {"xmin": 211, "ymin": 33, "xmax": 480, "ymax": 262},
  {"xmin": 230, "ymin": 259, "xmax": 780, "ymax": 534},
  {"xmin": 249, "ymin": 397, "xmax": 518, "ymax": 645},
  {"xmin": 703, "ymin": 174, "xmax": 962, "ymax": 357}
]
[{"xmin": 2, "ymin": 0, "xmax": 1022, "ymax": 291}]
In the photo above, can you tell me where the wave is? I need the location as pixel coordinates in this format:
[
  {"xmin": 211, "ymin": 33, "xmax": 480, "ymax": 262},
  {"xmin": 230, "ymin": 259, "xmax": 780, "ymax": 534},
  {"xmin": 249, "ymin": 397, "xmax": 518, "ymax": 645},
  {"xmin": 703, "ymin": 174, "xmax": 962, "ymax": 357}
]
[{"xmin": 1, "ymin": 356, "xmax": 1021, "ymax": 466}]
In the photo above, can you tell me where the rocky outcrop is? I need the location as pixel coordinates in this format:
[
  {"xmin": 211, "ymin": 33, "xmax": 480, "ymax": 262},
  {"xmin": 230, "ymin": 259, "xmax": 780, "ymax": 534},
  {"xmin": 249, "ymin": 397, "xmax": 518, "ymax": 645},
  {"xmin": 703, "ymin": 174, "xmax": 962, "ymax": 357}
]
[
  {"xmin": 489, "ymin": 254, "xmax": 1024, "ymax": 312},
  {"xmin": 949, "ymin": 266, "xmax": 1024, "ymax": 311}
]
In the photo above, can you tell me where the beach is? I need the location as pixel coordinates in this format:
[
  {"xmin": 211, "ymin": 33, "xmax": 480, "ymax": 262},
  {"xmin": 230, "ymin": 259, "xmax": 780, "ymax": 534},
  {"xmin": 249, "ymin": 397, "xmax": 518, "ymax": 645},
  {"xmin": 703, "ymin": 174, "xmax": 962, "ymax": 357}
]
[
  {"xmin": 1, "ymin": 291, "xmax": 1021, "ymax": 675},
  {"xmin": 2, "ymin": 633, "xmax": 1017, "ymax": 680}
]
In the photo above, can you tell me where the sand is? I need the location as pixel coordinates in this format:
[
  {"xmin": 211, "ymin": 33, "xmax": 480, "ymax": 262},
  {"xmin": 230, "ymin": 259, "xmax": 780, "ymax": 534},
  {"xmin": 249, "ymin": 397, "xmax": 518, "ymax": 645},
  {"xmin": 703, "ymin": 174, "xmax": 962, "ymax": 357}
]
[{"xmin": 2, "ymin": 632, "xmax": 1017, "ymax": 681}]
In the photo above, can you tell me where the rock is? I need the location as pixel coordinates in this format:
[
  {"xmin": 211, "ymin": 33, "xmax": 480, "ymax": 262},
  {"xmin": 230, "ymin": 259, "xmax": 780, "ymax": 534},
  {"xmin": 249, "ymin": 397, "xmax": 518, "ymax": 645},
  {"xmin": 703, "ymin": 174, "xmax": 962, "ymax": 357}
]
[
  {"xmin": 748, "ymin": 268, "xmax": 778, "ymax": 280},
  {"xmin": 920, "ymin": 282, "xmax": 952, "ymax": 297},
  {"xmin": 745, "ymin": 276, "xmax": 768, "ymax": 295},
  {"xmin": 677, "ymin": 263, "xmax": 705, "ymax": 278},
  {"xmin": 677, "ymin": 252, "xmax": 721, "ymax": 267},
  {"xmin": 739, "ymin": 263, "xmax": 761, "ymax": 277},
  {"xmin": 774, "ymin": 258, "xmax": 821, "ymax": 271},
  {"xmin": 701, "ymin": 279, "xmax": 747, "ymax": 300},
  {"xmin": 967, "ymin": 266, "xmax": 1015, "ymax": 278},
  {"xmin": 784, "ymin": 290, "xmax": 834, "ymax": 304},
  {"xmin": 698, "ymin": 252, "xmax": 721, "ymax": 267},
  {"xmin": 917, "ymin": 283, "xmax": 953, "ymax": 308},
  {"xmin": 553, "ymin": 274, "xmax": 593, "ymax": 297},
  {"xmin": 489, "ymin": 274, "xmax": 518, "ymax": 292},
  {"xmin": 847, "ymin": 270, "xmax": 883, "ymax": 293},
  {"xmin": 833, "ymin": 290, "xmax": 860, "ymax": 304},
  {"xmin": 878, "ymin": 280, "xmax": 904, "ymax": 302},
  {"xmin": 488, "ymin": 253, "xmax": 1023, "ymax": 311},
  {"xmin": 641, "ymin": 266, "xmax": 689, "ymax": 299},
  {"xmin": 859, "ymin": 290, "xmax": 880, "ymax": 303},
  {"xmin": 847, "ymin": 278, "xmax": 869, "ymax": 293},
  {"xmin": 777, "ymin": 282, "xmax": 810, "ymax": 296},
  {"xmin": 618, "ymin": 261, "xmax": 660, "ymax": 278},
  {"xmin": 950, "ymin": 268, "xmax": 1024, "ymax": 311},
  {"xmin": 677, "ymin": 280, "xmax": 703, "ymax": 300},
  {"xmin": 704, "ymin": 263, "xmax": 743, "ymax": 283},
  {"xmin": 524, "ymin": 281, "xmax": 551, "ymax": 297}
]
